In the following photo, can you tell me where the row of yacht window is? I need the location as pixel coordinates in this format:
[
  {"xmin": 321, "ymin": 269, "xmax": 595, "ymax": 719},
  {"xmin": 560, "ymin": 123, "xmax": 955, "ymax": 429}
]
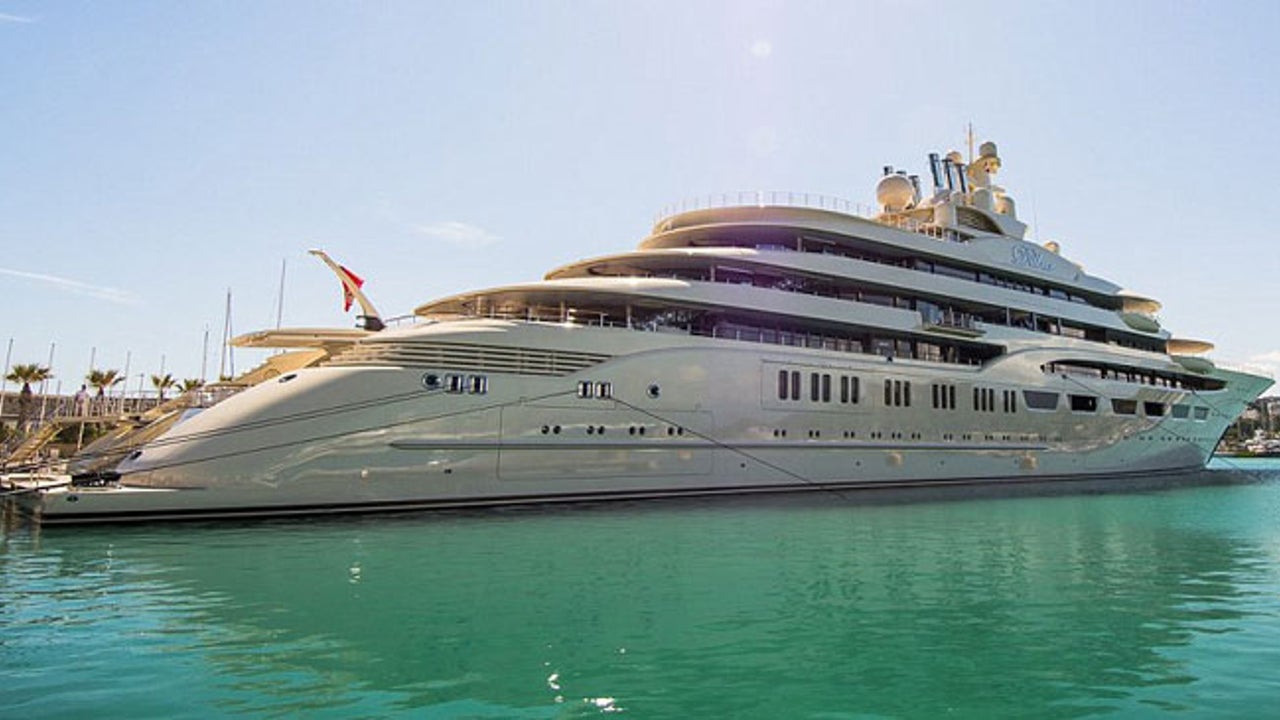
[
  {"xmin": 743, "ymin": 235, "xmax": 1104, "ymax": 307},
  {"xmin": 777, "ymin": 370, "xmax": 863, "ymax": 404},
  {"xmin": 596, "ymin": 260, "xmax": 1163, "ymax": 354},
  {"xmin": 485, "ymin": 304, "xmax": 1002, "ymax": 367},
  {"xmin": 1041, "ymin": 361, "xmax": 1223, "ymax": 391},
  {"xmin": 773, "ymin": 369, "xmax": 1210, "ymax": 420}
]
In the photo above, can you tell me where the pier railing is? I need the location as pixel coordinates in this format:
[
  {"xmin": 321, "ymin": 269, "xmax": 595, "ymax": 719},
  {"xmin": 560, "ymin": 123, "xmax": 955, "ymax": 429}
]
[{"xmin": 0, "ymin": 391, "xmax": 162, "ymax": 425}]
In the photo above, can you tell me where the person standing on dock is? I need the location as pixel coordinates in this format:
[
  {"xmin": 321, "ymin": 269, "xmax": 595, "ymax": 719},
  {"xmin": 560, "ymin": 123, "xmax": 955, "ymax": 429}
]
[{"xmin": 73, "ymin": 385, "xmax": 88, "ymax": 417}]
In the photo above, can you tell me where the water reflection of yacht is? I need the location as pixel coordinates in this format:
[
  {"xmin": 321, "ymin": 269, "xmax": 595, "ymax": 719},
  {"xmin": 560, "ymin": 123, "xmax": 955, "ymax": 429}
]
[
  {"xmin": 11, "ymin": 487, "xmax": 1264, "ymax": 717},
  {"xmin": 18, "ymin": 140, "xmax": 1272, "ymax": 522}
]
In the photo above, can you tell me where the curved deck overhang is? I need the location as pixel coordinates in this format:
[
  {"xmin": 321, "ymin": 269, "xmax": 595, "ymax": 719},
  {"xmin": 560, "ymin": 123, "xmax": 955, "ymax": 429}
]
[
  {"xmin": 413, "ymin": 277, "xmax": 1177, "ymax": 371},
  {"xmin": 1023, "ymin": 349, "xmax": 1228, "ymax": 391},
  {"xmin": 231, "ymin": 327, "xmax": 373, "ymax": 349},
  {"xmin": 416, "ymin": 277, "xmax": 943, "ymax": 340},
  {"xmin": 640, "ymin": 205, "xmax": 1123, "ymax": 298},
  {"xmin": 544, "ymin": 247, "xmax": 1169, "ymax": 343},
  {"xmin": 1117, "ymin": 290, "xmax": 1163, "ymax": 315},
  {"xmin": 1167, "ymin": 338, "xmax": 1214, "ymax": 355}
]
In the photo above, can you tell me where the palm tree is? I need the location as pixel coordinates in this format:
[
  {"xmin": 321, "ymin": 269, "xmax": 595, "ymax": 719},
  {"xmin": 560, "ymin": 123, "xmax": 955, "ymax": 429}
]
[
  {"xmin": 85, "ymin": 368, "xmax": 123, "ymax": 416},
  {"xmin": 179, "ymin": 378, "xmax": 204, "ymax": 393},
  {"xmin": 86, "ymin": 368, "xmax": 123, "ymax": 397},
  {"xmin": 150, "ymin": 373, "xmax": 177, "ymax": 402},
  {"xmin": 86, "ymin": 368, "xmax": 123, "ymax": 399},
  {"xmin": 5, "ymin": 363, "xmax": 52, "ymax": 431}
]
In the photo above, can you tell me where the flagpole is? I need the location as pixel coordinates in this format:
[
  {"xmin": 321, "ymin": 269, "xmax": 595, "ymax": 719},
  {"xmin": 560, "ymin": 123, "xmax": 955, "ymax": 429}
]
[{"xmin": 308, "ymin": 249, "xmax": 384, "ymax": 330}]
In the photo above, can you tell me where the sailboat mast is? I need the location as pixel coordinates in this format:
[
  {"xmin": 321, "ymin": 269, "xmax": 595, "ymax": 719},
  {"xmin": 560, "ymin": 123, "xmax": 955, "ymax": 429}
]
[
  {"xmin": 0, "ymin": 337, "xmax": 12, "ymax": 420},
  {"xmin": 219, "ymin": 288, "xmax": 235, "ymax": 380},
  {"xmin": 275, "ymin": 258, "xmax": 287, "ymax": 330}
]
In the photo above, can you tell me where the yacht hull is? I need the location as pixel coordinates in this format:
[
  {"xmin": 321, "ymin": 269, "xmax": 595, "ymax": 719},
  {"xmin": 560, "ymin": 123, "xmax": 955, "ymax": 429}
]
[
  {"xmin": 20, "ymin": 464, "xmax": 1209, "ymax": 524},
  {"xmin": 15, "ymin": 323, "xmax": 1269, "ymax": 524}
]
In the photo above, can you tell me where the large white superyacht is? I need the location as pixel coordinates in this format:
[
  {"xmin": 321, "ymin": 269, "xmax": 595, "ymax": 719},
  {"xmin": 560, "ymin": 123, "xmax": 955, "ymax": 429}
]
[{"xmin": 18, "ymin": 141, "xmax": 1273, "ymax": 521}]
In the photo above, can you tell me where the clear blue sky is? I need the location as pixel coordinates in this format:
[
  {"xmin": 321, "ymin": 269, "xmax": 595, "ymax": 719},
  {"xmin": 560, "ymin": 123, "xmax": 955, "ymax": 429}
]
[{"xmin": 2, "ymin": 1, "xmax": 1278, "ymax": 394}]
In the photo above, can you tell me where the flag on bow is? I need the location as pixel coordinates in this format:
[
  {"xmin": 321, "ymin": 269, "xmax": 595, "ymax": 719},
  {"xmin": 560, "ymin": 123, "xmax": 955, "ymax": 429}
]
[{"xmin": 338, "ymin": 265, "xmax": 364, "ymax": 312}]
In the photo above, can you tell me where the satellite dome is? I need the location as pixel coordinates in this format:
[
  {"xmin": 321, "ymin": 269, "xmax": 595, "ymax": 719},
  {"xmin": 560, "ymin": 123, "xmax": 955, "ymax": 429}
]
[{"xmin": 876, "ymin": 174, "xmax": 915, "ymax": 212}]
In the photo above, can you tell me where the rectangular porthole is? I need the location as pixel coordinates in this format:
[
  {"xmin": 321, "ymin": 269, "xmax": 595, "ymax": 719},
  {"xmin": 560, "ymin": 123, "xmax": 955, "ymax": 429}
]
[
  {"xmin": 447, "ymin": 374, "xmax": 466, "ymax": 393},
  {"xmin": 1070, "ymin": 394, "xmax": 1097, "ymax": 413},
  {"xmin": 1023, "ymin": 390, "xmax": 1060, "ymax": 411},
  {"xmin": 1111, "ymin": 399, "xmax": 1137, "ymax": 415}
]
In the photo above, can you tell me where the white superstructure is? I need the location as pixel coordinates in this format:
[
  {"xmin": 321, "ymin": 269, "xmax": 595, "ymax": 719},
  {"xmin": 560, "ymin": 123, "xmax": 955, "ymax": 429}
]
[{"xmin": 21, "ymin": 141, "xmax": 1273, "ymax": 521}]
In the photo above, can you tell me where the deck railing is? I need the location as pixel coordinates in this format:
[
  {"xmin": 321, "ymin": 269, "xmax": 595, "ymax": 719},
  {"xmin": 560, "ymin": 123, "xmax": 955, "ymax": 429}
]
[
  {"xmin": 656, "ymin": 191, "xmax": 876, "ymax": 221},
  {"xmin": 654, "ymin": 190, "xmax": 960, "ymax": 242}
]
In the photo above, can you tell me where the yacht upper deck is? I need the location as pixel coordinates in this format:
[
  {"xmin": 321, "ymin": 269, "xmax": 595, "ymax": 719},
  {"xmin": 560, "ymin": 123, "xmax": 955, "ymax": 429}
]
[
  {"xmin": 642, "ymin": 142, "xmax": 1140, "ymax": 307},
  {"xmin": 652, "ymin": 191, "xmax": 961, "ymax": 242}
]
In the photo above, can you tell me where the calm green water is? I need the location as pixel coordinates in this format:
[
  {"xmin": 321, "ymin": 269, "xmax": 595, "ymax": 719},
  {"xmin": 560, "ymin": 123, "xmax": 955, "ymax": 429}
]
[{"xmin": 5, "ymin": 460, "xmax": 1280, "ymax": 719}]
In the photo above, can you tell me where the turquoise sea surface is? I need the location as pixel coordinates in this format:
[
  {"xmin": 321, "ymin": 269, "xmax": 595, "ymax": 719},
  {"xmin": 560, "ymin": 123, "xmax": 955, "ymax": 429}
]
[{"xmin": 4, "ymin": 459, "xmax": 1280, "ymax": 719}]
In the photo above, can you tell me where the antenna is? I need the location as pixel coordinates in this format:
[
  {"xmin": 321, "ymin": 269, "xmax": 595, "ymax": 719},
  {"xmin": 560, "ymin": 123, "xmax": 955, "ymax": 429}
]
[
  {"xmin": 1031, "ymin": 194, "xmax": 1041, "ymax": 243},
  {"xmin": 966, "ymin": 123, "xmax": 975, "ymax": 164}
]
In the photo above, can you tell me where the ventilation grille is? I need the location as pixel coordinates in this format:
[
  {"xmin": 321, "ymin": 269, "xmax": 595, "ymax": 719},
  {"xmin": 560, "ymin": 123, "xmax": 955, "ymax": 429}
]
[
  {"xmin": 326, "ymin": 341, "xmax": 611, "ymax": 376},
  {"xmin": 955, "ymin": 207, "xmax": 1001, "ymax": 233}
]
